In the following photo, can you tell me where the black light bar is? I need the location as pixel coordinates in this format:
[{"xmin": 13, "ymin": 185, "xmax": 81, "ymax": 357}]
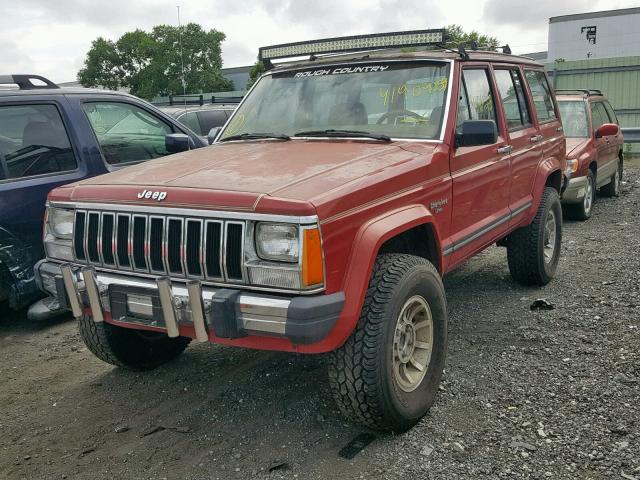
[{"xmin": 258, "ymin": 29, "xmax": 448, "ymax": 63}]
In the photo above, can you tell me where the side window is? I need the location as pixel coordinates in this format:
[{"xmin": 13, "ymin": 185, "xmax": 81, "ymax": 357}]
[
  {"xmin": 82, "ymin": 102, "xmax": 173, "ymax": 166},
  {"xmin": 524, "ymin": 70, "xmax": 557, "ymax": 122},
  {"xmin": 494, "ymin": 69, "xmax": 532, "ymax": 131},
  {"xmin": 590, "ymin": 102, "xmax": 610, "ymax": 131},
  {"xmin": 457, "ymin": 69, "xmax": 497, "ymax": 130},
  {"xmin": 0, "ymin": 104, "xmax": 77, "ymax": 181},
  {"xmin": 197, "ymin": 110, "xmax": 229, "ymax": 135},
  {"xmin": 178, "ymin": 111, "xmax": 202, "ymax": 135},
  {"xmin": 603, "ymin": 101, "xmax": 619, "ymax": 125}
]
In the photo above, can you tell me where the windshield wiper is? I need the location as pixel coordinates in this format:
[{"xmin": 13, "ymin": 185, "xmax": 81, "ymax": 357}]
[
  {"xmin": 219, "ymin": 132, "xmax": 290, "ymax": 142},
  {"xmin": 294, "ymin": 129, "xmax": 391, "ymax": 142}
]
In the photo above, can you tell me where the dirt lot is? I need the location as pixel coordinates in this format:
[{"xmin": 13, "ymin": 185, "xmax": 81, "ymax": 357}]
[{"xmin": 1, "ymin": 165, "xmax": 639, "ymax": 480}]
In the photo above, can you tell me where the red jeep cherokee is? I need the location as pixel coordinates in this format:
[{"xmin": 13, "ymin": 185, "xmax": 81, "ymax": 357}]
[
  {"xmin": 36, "ymin": 30, "xmax": 566, "ymax": 431},
  {"xmin": 557, "ymin": 89, "xmax": 624, "ymax": 220}
]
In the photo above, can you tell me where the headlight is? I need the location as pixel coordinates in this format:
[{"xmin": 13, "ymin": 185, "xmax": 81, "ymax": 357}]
[
  {"xmin": 47, "ymin": 207, "xmax": 74, "ymax": 239},
  {"xmin": 255, "ymin": 223, "xmax": 299, "ymax": 263}
]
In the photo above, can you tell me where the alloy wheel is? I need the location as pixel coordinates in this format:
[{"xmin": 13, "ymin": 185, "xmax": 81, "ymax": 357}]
[
  {"xmin": 543, "ymin": 209, "xmax": 557, "ymax": 264},
  {"xmin": 392, "ymin": 295, "xmax": 434, "ymax": 393}
]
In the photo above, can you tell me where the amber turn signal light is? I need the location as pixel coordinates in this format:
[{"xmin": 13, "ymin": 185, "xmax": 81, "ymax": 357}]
[{"xmin": 302, "ymin": 227, "xmax": 324, "ymax": 287}]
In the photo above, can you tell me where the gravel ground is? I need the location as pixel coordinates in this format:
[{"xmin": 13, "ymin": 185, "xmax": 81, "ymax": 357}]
[{"xmin": 1, "ymin": 165, "xmax": 638, "ymax": 480}]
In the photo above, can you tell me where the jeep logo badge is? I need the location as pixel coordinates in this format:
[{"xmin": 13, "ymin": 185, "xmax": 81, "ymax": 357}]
[{"xmin": 137, "ymin": 189, "xmax": 167, "ymax": 201}]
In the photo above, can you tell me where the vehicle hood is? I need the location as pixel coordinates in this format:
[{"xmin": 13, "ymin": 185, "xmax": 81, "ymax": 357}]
[
  {"xmin": 565, "ymin": 137, "xmax": 590, "ymax": 158},
  {"xmin": 54, "ymin": 140, "xmax": 438, "ymax": 218}
]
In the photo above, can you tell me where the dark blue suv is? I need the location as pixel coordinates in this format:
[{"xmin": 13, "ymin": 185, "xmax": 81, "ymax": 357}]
[{"xmin": 0, "ymin": 75, "xmax": 206, "ymax": 314}]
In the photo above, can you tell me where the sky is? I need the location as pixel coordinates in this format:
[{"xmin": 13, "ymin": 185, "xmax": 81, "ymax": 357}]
[{"xmin": 1, "ymin": 0, "xmax": 638, "ymax": 83}]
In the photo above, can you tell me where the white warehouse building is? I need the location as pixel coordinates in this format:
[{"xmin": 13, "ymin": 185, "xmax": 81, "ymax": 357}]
[{"xmin": 547, "ymin": 7, "xmax": 640, "ymax": 62}]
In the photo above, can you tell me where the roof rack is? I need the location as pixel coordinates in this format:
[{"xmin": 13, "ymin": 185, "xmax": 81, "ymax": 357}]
[
  {"xmin": 0, "ymin": 74, "xmax": 59, "ymax": 90},
  {"xmin": 555, "ymin": 89, "xmax": 603, "ymax": 97},
  {"xmin": 167, "ymin": 94, "xmax": 243, "ymax": 106},
  {"xmin": 258, "ymin": 29, "xmax": 449, "ymax": 68}
]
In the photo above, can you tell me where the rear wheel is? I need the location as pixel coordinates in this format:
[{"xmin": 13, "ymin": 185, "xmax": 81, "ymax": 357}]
[
  {"xmin": 600, "ymin": 160, "xmax": 621, "ymax": 197},
  {"xmin": 328, "ymin": 254, "xmax": 447, "ymax": 432},
  {"xmin": 78, "ymin": 314, "xmax": 191, "ymax": 370},
  {"xmin": 507, "ymin": 187, "xmax": 562, "ymax": 286},
  {"xmin": 565, "ymin": 170, "xmax": 596, "ymax": 220}
]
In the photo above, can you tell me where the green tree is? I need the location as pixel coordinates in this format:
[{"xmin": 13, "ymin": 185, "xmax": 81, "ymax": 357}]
[
  {"xmin": 78, "ymin": 23, "xmax": 233, "ymax": 99},
  {"xmin": 246, "ymin": 60, "xmax": 266, "ymax": 89},
  {"xmin": 445, "ymin": 24, "xmax": 500, "ymax": 51}
]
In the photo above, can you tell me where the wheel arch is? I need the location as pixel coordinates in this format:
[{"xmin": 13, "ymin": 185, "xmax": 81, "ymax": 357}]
[{"xmin": 312, "ymin": 205, "xmax": 443, "ymax": 352}]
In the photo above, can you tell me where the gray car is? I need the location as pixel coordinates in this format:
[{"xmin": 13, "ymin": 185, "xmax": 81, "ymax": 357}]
[{"xmin": 160, "ymin": 104, "xmax": 237, "ymax": 139}]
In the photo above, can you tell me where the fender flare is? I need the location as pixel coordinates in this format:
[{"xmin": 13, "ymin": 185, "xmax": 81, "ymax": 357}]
[
  {"xmin": 531, "ymin": 156, "xmax": 563, "ymax": 214},
  {"xmin": 315, "ymin": 204, "xmax": 442, "ymax": 351}
]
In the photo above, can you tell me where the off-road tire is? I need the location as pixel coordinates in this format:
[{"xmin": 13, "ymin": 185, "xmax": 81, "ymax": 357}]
[
  {"xmin": 78, "ymin": 314, "xmax": 191, "ymax": 370},
  {"xmin": 600, "ymin": 159, "xmax": 622, "ymax": 197},
  {"xmin": 328, "ymin": 254, "xmax": 447, "ymax": 432},
  {"xmin": 565, "ymin": 170, "xmax": 596, "ymax": 220},
  {"xmin": 507, "ymin": 187, "xmax": 562, "ymax": 286}
]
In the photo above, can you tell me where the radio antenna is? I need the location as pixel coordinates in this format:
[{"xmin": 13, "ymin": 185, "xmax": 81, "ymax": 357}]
[{"xmin": 177, "ymin": 5, "xmax": 187, "ymax": 110}]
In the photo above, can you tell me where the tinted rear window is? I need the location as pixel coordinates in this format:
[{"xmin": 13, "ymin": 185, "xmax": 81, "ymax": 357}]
[{"xmin": 0, "ymin": 104, "xmax": 77, "ymax": 181}]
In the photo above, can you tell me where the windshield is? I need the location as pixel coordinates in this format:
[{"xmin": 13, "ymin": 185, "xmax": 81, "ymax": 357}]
[
  {"xmin": 558, "ymin": 101, "xmax": 589, "ymax": 138},
  {"xmin": 220, "ymin": 61, "xmax": 450, "ymax": 141}
]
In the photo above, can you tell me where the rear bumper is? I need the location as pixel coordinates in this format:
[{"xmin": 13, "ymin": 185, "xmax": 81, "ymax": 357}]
[
  {"xmin": 561, "ymin": 175, "xmax": 588, "ymax": 204},
  {"xmin": 34, "ymin": 260, "xmax": 344, "ymax": 345}
]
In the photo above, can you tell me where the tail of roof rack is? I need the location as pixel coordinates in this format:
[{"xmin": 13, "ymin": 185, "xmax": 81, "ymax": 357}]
[
  {"xmin": 555, "ymin": 89, "xmax": 603, "ymax": 97},
  {"xmin": 0, "ymin": 74, "xmax": 59, "ymax": 90},
  {"xmin": 258, "ymin": 28, "xmax": 449, "ymax": 67},
  {"xmin": 168, "ymin": 94, "xmax": 243, "ymax": 106}
]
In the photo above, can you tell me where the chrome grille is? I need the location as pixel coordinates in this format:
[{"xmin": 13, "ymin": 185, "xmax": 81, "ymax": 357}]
[{"xmin": 74, "ymin": 210, "xmax": 245, "ymax": 283}]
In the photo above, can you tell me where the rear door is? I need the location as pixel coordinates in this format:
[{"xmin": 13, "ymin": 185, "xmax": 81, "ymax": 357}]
[
  {"xmin": 492, "ymin": 66, "xmax": 542, "ymax": 221},
  {"xmin": 0, "ymin": 98, "xmax": 87, "ymax": 264},
  {"xmin": 449, "ymin": 66, "xmax": 511, "ymax": 263},
  {"xmin": 522, "ymin": 69, "xmax": 565, "ymax": 181}
]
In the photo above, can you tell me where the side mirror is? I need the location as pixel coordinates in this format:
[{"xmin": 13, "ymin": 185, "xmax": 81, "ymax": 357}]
[
  {"xmin": 455, "ymin": 120, "xmax": 498, "ymax": 148},
  {"xmin": 165, "ymin": 133, "xmax": 193, "ymax": 153},
  {"xmin": 207, "ymin": 127, "xmax": 222, "ymax": 145},
  {"xmin": 595, "ymin": 123, "xmax": 619, "ymax": 138}
]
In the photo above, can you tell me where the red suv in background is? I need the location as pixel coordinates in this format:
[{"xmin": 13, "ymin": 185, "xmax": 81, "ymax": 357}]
[{"xmin": 557, "ymin": 90, "xmax": 623, "ymax": 220}]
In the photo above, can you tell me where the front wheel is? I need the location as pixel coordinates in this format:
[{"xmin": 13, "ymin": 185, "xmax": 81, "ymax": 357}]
[
  {"xmin": 78, "ymin": 314, "xmax": 191, "ymax": 370},
  {"xmin": 328, "ymin": 254, "xmax": 447, "ymax": 432},
  {"xmin": 565, "ymin": 170, "xmax": 596, "ymax": 220},
  {"xmin": 507, "ymin": 187, "xmax": 562, "ymax": 286}
]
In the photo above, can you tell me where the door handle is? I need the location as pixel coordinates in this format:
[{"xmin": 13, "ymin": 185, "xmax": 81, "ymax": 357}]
[
  {"xmin": 556, "ymin": 126, "xmax": 564, "ymax": 132},
  {"xmin": 530, "ymin": 135, "xmax": 543, "ymax": 143},
  {"xmin": 497, "ymin": 145, "xmax": 512, "ymax": 154}
]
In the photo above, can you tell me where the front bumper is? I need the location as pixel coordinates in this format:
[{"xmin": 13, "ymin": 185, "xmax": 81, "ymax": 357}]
[
  {"xmin": 35, "ymin": 260, "xmax": 344, "ymax": 345},
  {"xmin": 561, "ymin": 175, "xmax": 589, "ymax": 204}
]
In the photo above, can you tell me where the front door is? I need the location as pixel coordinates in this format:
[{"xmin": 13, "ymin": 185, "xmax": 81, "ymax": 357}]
[
  {"xmin": 590, "ymin": 101, "xmax": 618, "ymax": 185},
  {"xmin": 449, "ymin": 66, "xmax": 511, "ymax": 263}
]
